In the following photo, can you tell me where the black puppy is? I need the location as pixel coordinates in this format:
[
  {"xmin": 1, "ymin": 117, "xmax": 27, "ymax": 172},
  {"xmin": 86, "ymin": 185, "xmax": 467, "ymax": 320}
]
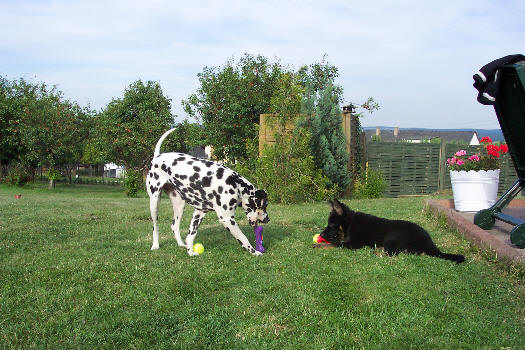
[{"xmin": 320, "ymin": 199, "xmax": 465, "ymax": 263}]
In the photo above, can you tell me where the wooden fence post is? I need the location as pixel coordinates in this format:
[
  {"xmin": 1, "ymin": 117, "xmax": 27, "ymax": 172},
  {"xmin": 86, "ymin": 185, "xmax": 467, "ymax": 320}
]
[
  {"xmin": 438, "ymin": 140, "xmax": 447, "ymax": 192},
  {"xmin": 342, "ymin": 109, "xmax": 358, "ymax": 197},
  {"xmin": 341, "ymin": 110, "xmax": 351, "ymax": 155}
]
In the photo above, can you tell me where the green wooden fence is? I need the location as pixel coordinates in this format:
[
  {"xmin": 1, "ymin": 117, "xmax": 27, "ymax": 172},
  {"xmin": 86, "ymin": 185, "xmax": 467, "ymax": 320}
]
[{"xmin": 366, "ymin": 142, "xmax": 517, "ymax": 197}]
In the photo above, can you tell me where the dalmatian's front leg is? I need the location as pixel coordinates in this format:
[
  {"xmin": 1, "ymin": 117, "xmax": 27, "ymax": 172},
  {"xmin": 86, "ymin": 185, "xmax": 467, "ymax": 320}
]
[
  {"xmin": 185, "ymin": 209, "xmax": 206, "ymax": 256},
  {"xmin": 219, "ymin": 215, "xmax": 262, "ymax": 256}
]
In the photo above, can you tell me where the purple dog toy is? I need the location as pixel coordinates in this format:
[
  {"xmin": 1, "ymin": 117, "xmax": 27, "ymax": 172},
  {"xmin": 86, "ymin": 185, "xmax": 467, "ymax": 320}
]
[{"xmin": 254, "ymin": 226, "xmax": 265, "ymax": 253}]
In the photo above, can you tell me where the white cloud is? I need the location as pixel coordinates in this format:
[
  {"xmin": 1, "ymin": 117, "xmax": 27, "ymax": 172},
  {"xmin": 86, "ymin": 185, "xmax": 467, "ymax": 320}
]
[{"xmin": 1, "ymin": 0, "xmax": 524, "ymax": 127}]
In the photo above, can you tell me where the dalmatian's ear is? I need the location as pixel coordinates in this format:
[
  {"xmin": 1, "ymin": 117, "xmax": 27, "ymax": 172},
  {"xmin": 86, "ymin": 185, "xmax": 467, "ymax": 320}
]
[{"xmin": 255, "ymin": 190, "xmax": 267, "ymax": 199}]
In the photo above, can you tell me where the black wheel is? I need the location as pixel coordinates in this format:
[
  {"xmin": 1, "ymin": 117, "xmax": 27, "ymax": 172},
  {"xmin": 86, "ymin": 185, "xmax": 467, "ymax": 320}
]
[
  {"xmin": 474, "ymin": 209, "xmax": 496, "ymax": 230},
  {"xmin": 510, "ymin": 224, "xmax": 525, "ymax": 248}
]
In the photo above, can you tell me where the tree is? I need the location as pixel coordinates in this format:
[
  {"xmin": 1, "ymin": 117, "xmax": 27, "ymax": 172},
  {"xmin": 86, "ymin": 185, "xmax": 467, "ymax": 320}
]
[
  {"xmin": 298, "ymin": 58, "xmax": 350, "ymax": 190},
  {"xmin": 0, "ymin": 76, "xmax": 21, "ymax": 177},
  {"xmin": 97, "ymin": 80, "xmax": 174, "ymax": 196},
  {"xmin": 296, "ymin": 57, "xmax": 343, "ymax": 98},
  {"xmin": 81, "ymin": 115, "xmax": 110, "ymax": 168},
  {"xmin": 183, "ymin": 53, "xmax": 282, "ymax": 162},
  {"xmin": 97, "ymin": 80, "xmax": 174, "ymax": 170},
  {"xmin": 163, "ymin": 119, "xmax": 206, "ymax": 154},
  {"xmin": 268, "ymin": 71, "xmax": 304, "ymax": 128},
  {"xmin": 0, "ymin": 77, "xmax": 93, "ymax": 187},
  {"xmin": 302, "ymin": 80, "xmax": 350, "ymax": 189},
  {"xmin": 17, "ymin": 82, "xmax": 92, "ymax": 185}
]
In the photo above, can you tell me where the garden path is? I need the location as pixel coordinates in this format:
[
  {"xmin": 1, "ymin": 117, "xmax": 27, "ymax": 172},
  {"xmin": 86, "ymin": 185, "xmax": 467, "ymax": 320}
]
[{"xmin": 426, "ymin": 199, "xmax": 525, "ymax": 265}]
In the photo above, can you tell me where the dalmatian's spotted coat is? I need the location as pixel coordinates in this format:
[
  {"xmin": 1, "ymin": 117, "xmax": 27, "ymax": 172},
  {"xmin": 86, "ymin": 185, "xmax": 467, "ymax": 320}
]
[{"xmin": 146, "ymin": 128, "xmax": 270, "ymax": 256}]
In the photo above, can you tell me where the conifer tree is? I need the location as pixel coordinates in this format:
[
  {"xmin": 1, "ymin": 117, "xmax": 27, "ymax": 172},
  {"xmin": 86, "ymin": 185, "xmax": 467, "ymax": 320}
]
[{"xmin": 303, "ymin": 81, "xmax": 350, "ymax": 189}]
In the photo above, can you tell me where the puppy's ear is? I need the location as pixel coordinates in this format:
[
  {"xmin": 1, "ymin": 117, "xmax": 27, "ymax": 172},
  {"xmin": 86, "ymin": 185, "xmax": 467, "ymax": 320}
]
[
  {"xmin": 332, "ymin": 199, "xmax": 344, "ymax": 215},
  {"xmin": 327, "ymin": 200, "xmax": 334, "ymax": 208}
]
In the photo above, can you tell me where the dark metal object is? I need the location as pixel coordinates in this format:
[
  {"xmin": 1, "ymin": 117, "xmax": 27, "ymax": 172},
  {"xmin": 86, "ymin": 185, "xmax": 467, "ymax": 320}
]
[{"xmin": 474, "ymin": 63, "xmax": 525, "ymax": 248}]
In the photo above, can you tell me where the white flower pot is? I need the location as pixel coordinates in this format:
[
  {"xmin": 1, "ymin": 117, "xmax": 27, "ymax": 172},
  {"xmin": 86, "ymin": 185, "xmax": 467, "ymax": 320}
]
[{"xmin": 450, "ymin": 169, "xmax": 500, "ymax": 212}]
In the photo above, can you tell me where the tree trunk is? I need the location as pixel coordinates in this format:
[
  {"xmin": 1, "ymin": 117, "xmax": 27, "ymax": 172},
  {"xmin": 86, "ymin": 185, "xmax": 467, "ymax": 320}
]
[
  {"xmin": 0, "ymin": 163, "xmax": 7, "ymax": 178},
  {"xmin": 48, "ymin": 179, "xmax": 55, "ymax": 189}
]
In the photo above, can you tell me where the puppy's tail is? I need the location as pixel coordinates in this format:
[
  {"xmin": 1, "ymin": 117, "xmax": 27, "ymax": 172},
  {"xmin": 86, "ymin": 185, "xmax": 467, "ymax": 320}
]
[
  {"xmin": 426, "ymin": 241, "xmax": 465, "ymax": 264},
  {"xmin": 154, "ymin": 128, "xmax": 176, "ymax": 158},
  {"xmin": 437, "ymin": 252, "xmax": 465, "ymax": 264},
  {"xmin": 429, "ymin": 247, "xmax": 465, "ymax": 264}
]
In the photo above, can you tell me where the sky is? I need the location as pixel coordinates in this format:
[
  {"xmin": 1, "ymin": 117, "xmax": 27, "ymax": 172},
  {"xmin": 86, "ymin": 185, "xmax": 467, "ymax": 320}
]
[{"xmin": 1, "ymin": 0, "xmax": 524, "ymax": 130}]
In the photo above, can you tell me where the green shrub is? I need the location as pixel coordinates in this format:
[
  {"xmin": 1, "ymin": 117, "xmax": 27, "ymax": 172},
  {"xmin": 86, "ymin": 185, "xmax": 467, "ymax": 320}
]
[
  {"xmin": 124, "ymin": 168, "xmax": 142, "ymax": 197},
  {"xmin": 47, "ymin": 167, "xmax": 60, "ymax": 188},
  {"xmin": 5, "ymin": 163, "xmax": 32, "ymax": 186},
  {"xmin": 352, "ymin": 167, "xmax": 387, "ymax": 199},
  {"xmin": 232, "ymin": 126, "xmax": 339, "ymax": 204},
  {"xmin": 47, "ymin": 168, "xmax": 60, "ymax": 181}
]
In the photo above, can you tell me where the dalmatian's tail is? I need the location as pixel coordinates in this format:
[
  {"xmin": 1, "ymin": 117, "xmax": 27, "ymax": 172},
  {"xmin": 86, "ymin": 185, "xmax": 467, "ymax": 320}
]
[{"xmin": 154, "ymin": 128, "xmax": 176, "ymax": 158}]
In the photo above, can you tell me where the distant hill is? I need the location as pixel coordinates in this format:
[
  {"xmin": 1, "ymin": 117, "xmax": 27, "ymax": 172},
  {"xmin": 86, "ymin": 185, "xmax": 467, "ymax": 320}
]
[{"xmin": 363, "ymin": 127, "xmax": 504, "ymax": 142}]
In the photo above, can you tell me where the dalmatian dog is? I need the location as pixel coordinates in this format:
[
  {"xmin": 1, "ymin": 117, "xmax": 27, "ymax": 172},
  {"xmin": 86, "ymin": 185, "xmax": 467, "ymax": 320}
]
[{"xmin": 146, "ymin": 128, "xmax": 270, "ymax": 256}]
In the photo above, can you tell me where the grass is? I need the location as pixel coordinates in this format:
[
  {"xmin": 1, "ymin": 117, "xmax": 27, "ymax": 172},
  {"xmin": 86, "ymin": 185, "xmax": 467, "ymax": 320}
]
[{"xmin": 1, "ymin": 183, "xmax": 524, "ymax": 349}]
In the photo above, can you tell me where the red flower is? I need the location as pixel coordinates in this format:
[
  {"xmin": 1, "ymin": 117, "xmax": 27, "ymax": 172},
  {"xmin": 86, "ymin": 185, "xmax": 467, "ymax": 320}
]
[
  {"xmin": 499, "ymin": 144, "xmax": 509, "ymax": 153},
  {"xmin": 486, "ymin": 144, "xmax": 500, "ymax": 157},
  {"xmin": 480, "ymin": 136, "xmax": 492, "ymax": 143}
]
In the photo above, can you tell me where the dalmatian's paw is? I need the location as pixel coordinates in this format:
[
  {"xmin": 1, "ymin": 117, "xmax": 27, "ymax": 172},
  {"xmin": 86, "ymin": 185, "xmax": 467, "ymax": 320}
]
[{"xmin": 187, "ymin": 249, "xmax": 200, "ymax": 256}]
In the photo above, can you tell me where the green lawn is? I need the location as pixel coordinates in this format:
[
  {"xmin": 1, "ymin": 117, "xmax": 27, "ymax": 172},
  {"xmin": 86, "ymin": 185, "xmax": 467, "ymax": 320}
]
[{"xmin": 1, "ymin": 184, "xmax": 524, "ymax": 349}]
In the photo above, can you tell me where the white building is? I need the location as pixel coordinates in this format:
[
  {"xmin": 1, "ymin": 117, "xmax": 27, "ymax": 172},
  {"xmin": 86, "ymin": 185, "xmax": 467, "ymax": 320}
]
[{"xmin": 104, "ymin": 163, "xmax": 125, "ymax": 178}]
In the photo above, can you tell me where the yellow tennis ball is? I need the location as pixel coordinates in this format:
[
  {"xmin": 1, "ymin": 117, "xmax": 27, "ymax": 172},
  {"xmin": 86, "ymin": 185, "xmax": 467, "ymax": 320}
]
[
  {"xmin": 193, "ymin": 243, "xmax": 204, "ymax": 255},
  {"xmin": 313, "ymin": 234, "xmax": 320, "ymax": 243}
]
